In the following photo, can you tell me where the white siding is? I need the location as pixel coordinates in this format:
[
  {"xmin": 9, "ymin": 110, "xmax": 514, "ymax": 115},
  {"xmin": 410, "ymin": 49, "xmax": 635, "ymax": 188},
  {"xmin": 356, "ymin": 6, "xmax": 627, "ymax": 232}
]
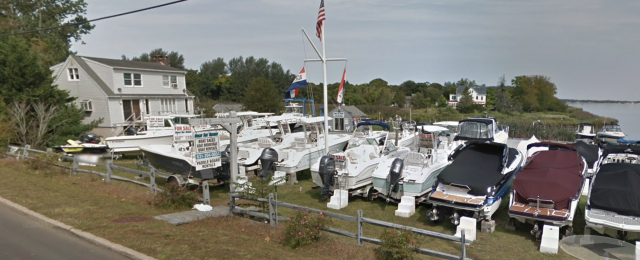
[
  {"xmin": 51, "ymin": 57, "xmax": 111, "ymax": 127},
  {"xmin": 112, "ymin": 69, "xmax": 186, "ymax": 95},
  {"xmin": 108, "ymin": 99, "xmax": 123, "ymax": 125}
]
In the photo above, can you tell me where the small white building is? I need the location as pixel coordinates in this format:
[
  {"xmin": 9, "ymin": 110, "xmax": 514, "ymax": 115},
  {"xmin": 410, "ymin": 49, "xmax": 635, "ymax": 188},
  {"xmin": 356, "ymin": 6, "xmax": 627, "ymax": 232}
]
[
  {"xmin": 328, "ymin": 105, "xmax": 367, "ymax": 132},
  {"xmin": 50, "ymin": 55, "xmax": 195, "ymax": 137},
  {"xmin": 448, "ymin": 86, "xmax": 487, "ymax": 107}
]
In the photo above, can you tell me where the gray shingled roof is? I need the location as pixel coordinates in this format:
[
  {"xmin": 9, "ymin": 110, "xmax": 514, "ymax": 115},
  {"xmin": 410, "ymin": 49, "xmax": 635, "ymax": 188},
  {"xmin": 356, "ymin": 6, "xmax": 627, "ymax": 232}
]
[
  {"xmin": 456, "ymin": 85, "xmax": 487, "ymax": 95},
  {"xmin": 342, "ymin": 105, "xmax": 367, "ymax": 117},
  {"xmin": 81, "ymin": 56, "xmax": 186, "ymax": 73}
]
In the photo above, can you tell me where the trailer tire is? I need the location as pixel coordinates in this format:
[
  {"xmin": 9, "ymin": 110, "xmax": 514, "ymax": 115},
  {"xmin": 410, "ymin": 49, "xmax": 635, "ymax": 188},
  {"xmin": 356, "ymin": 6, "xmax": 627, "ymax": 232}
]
[{"xmin": 366, "ymin": 187, "xmax": 374, "ymax": 202}]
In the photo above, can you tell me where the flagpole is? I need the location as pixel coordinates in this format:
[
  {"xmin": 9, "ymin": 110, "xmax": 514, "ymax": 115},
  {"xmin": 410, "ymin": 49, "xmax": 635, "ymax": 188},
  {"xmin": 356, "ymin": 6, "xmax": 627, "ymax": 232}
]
[{"xmin": 321, "ymin": 23, "xmax": 329, "ymax": 154}]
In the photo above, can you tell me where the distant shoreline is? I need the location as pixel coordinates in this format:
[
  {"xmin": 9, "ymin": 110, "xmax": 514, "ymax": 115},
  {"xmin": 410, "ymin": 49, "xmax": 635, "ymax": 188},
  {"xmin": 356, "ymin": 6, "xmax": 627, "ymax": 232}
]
[{"xmin": 560, "ymin": 99, "xmax": 640, "ymax": 104}]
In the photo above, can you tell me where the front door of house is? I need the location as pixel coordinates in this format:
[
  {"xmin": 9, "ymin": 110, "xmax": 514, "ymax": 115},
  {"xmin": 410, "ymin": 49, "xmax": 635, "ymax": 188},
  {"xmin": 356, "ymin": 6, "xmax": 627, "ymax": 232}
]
[
  {"xmin": 334, "ymin": 118, "xmax": 344, "ymax": 131},
  {"xmin": 122, "ymin": 99, "xmax": 142, "ymax": 121}
]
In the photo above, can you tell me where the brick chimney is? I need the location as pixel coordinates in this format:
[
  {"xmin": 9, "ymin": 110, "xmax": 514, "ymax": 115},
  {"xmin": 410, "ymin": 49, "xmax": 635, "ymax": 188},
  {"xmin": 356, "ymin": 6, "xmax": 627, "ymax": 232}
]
[{"xmin": 152, "ymin": 55, "xmax": 169, "ymax": 66}]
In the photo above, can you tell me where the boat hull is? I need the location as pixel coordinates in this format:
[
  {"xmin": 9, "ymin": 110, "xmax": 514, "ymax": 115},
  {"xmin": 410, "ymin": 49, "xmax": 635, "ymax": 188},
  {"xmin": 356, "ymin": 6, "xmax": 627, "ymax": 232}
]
[
  {"xmin": 105, "ymin": 134, "xmax": 174, "ymax": 153},
  {"xmin": 142, "ymin": 146, "xmax": 218, "ymax": 180}
]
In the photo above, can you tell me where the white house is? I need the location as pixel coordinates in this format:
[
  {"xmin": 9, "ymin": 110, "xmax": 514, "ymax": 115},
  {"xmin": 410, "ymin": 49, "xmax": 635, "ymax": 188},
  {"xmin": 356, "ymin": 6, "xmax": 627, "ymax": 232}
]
[
  {"xmin": 448, "ymin": 86, "xmax": 487, "ymax": 107},
  {"xmin": 50, "ymin": 55, "xmax": 195, "ymax": 137}
]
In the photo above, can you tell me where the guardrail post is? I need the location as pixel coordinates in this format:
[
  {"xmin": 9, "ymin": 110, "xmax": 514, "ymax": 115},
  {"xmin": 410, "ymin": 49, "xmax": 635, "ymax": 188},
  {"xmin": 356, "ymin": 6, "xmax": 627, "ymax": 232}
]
[
  {"xmin": 268, "ymin": 193, "xmax": 276, "ymax": 227},
  {"xmin": 357, "ymin": 209, "xmax": 363, "ymax": 246},
  {"xmin": 106, "ymin": 160, "xmax": 113, "ymax": 183},
  {"xmin": 202, "ymin": 181, "xmax": 210, "ymax": 205},
  {"xmin": 229, "ymin": 194, "xmax": 236, "ymax": 214},
  {"xmin": 23, "ymin": 145, "xmax": 30, "ymax": 159},
  {"xmin": 461, "ymin": 229, "xmax": 466, "ymax": 260},
  {"xmin": 72, "ymin": 156, "xmax": 79, "ymax": 175},
  {"xmin": 149, "ymin": 166, "xmax": 156, "ymax": 194}
]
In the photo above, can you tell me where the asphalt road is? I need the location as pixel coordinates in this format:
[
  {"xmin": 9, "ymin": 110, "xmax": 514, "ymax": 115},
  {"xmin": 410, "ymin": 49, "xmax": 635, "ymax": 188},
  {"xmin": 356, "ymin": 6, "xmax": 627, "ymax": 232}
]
[{"xmin": 0, "ymin": 202, "xmax": 126, "ymax": 260}]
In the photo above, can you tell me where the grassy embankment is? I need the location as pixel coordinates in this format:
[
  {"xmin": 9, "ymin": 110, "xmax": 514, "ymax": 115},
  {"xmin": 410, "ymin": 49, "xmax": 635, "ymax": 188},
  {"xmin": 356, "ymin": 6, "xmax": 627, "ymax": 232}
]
[{"xmin": 0, "ymin": 154, "xmax": 585, "ymax": 260}]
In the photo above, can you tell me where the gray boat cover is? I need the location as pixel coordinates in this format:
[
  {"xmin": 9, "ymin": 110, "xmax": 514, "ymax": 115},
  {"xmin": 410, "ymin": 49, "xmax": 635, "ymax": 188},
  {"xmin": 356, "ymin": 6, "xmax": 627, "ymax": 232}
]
[
  {"xmin": 589, "ymin": 163, "xmax": 640, "ymax": 216},
  {"xmin": 438, "ymin": 142, "xmax": 518, "ymax": 196},
  {"xmin": 513, "ymin": 150, "xmax": 584, "ymax": 210},
  {"xmin": 568, "ymin": 141, "xmax": 599, "ymax": 168}
]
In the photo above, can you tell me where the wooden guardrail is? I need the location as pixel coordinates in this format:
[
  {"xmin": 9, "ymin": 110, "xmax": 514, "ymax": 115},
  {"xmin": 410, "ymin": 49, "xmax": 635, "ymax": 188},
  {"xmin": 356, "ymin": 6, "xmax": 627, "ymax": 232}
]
[{"xmin": 229, "ymin": 193, "xmax": 471, "ymax": 260}]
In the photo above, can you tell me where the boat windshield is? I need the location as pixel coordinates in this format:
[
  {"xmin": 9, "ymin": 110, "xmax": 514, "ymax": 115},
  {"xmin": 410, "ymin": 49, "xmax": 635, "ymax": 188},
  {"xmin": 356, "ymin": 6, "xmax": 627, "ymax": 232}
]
[
  {"xmin": 284, "ymin": 105, "xmax": 302, "ymax": 114},
  {"xmin": 458, "ymin": 121, "xmax": 493, "ymax": 139},
  {"xmin": 603, "ymin": 125, "xmax": 622, "ymax": 132},
  {"xmin": 347, "ymin": 138, "xmax": 378, "ymax": 149},
  {"xmin": 172, "ymin": 117, "xmax": 191, "ymax": 125}
]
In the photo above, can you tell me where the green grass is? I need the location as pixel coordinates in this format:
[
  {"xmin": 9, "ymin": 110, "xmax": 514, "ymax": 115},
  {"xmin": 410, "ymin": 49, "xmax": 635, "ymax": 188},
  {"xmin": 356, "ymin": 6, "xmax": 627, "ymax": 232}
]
[{"xmin": 0, "ymin": 156, "xmax": 589, "ymax": 260}]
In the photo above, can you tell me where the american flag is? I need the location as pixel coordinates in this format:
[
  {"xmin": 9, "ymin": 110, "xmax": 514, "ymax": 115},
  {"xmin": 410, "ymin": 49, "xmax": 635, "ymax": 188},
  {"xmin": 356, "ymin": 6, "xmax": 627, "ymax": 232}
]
[{"xmin": 316, "ymin": 0, "xmax": 325, "ymax": 40}]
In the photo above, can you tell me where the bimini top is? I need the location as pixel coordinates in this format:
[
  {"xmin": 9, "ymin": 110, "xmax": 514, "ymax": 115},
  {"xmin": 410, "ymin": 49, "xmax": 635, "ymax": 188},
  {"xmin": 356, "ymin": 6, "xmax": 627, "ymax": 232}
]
[
  {"xmin": 589, "ymin": 163, "xmax": 640, "ymax": 216},
  {"xmin": 513, "ymin": 149, "xmax": 584, "ymax": 210},
  {"xmin": 455, "ymin": 118, "xmax": 496, "ymax": 142},
  {"xmin": 356, "ymin": 121, "xmax": 390, "ymax": 131},
  {"xmin": 438, "ymin": 142, "xmax": 517, "ymax": 196},
  {"xmin": 568, "ymin": 141, "xmax": 600, "ymax": 168}
]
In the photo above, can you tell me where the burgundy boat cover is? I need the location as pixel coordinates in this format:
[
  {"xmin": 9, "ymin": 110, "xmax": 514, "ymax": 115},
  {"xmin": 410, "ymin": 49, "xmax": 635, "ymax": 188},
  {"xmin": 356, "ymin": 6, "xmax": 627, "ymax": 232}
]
[{"xmin": 512, "ymin": 150, "xmax": 585, "ymax": 210}]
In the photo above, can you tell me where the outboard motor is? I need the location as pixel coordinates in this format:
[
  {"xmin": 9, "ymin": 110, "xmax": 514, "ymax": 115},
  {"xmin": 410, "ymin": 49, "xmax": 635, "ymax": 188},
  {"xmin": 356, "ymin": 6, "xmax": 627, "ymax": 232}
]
[
  {"xmin": 258, "ymin": 148, "xmax": 278, "ymax": 181},
  {"xmin": 216, "ymin": 145, "xmax": 231, "ymax": 184},
  {"xmin": 388, "ymin": 158, "xmax": 403, "ymax": 196},
  {"xmin": 318, "ymin": 156, "xmax": 336, "ymax": 200},
  {"xmin": 81, "ymin": 133, "xmax": 101, "ymax": 144}
]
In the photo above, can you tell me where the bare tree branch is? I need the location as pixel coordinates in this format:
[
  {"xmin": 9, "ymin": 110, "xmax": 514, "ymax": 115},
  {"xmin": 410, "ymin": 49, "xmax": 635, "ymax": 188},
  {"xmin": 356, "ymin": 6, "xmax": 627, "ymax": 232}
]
[{"xmin": 7, "ymin": 101, "xmax": 30, "ymax": 146}]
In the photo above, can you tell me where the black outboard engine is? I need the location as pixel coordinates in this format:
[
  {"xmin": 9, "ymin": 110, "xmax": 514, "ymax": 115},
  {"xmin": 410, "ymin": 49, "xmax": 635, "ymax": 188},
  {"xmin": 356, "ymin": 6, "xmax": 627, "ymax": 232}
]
[
  {"xmin": 81, "ymin": 133, "xmax": 101, "ymax": 144},
  {"xmin": 258, "ymin": 148, "xmax": 278, "ymax": 181},
  {"xmin": 318, "ymin": 156, "xmax": 336, "ymax": 200},
  {"xmin": 216, "ymin": 145, "xmax": 231, "ymax": 184},
  {"xmin": 388, "ymin": 158, "xmax": 403, "ymax": 195}
]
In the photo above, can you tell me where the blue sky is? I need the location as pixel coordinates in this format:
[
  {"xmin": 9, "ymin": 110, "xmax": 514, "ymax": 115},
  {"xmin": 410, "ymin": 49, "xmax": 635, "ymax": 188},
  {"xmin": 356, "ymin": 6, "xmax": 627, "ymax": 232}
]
[{"xmin": 72, "ymin": 0, "xmax": 640, "ymax": 100}]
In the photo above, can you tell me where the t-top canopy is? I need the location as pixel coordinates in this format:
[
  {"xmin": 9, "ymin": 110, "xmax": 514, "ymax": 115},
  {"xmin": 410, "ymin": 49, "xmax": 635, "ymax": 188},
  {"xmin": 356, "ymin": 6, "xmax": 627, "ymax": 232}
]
[
  {"xmin": 300, "ymin": 116, "xmax": 326, "ymax": 124},
  {"xmin": 356, "ymin": 121, "xmax": 390, "ymax": 131}
]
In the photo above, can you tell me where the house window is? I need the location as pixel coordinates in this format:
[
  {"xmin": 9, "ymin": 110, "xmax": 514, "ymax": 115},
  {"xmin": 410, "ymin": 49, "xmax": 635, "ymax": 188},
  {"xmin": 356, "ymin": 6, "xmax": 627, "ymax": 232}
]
[
  {"xmin": 163, "ymin": 75, "xmax": 178, "ymax": 88},
  {"xmin": 161, "ymin": 99, "xmax": 176, "ymax": 114},
  {"xmin": 476, "ymin": 96, "xmax": 478, "ymax": 100},
  {"xmin": 124, "ymin": 73, "xmax": 142, "ymax": 87},
  {"xmin": 68, "ymin": 68, "xmax": 79, "ymax": 81},
  {"xmin": 79, "ymin": 99, "xmax": 92, "ymax": 111},
  {"xmin": 185, "ymin": 99, "xmax": 189, "ymax": 113},
  {"xmin": 451, "ymin": 95, "xmax": 456, "ymax": 101}
]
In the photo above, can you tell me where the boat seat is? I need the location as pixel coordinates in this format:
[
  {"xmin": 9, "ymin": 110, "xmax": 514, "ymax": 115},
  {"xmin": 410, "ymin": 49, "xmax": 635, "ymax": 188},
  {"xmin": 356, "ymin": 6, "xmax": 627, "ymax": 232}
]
[{"xmin": 527, "ymin": 198, "xmax": 555, "ymax": 209}]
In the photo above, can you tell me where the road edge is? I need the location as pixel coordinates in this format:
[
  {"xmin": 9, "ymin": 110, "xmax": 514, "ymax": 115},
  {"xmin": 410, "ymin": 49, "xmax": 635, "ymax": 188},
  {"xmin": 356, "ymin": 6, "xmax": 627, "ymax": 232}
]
[{"xmin": 0, "ymin": 195, "xmax": 157, "ymax": 260}]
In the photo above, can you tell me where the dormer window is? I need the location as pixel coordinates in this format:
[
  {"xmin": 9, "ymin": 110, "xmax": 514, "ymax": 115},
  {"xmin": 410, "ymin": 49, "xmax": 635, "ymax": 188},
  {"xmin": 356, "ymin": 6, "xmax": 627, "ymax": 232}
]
[
  {"xmin": 68, "ymin": 68, "xmax": 79, "ymax": 81},
  {"xmin": 124, "ymin": 73, "xmax": 142, "ymax": 87},
  {"xmin": 163, "ymin": 75, "xmax": 178, "ymax": 88}
]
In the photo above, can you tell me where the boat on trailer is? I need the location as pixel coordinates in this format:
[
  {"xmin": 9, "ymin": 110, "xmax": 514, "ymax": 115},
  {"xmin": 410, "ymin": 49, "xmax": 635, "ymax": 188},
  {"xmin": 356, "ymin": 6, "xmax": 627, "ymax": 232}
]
[
  {"xmin": 267, "ymin": 117, "xmax": 351, "ymax": 184},
  {"xmin": 427, "ymin": 141, "xmax": 523, "ymax": 225},
  {"xmin": 575, "ymin": 122, "xmax": 596, "ymax": 143},
  {"xmin": 455, "ymin": 117, "xmax": 509, "ymax": 144},
  {"xmin": 371, "ymin": 125, "xmax": 455, "ymax": 204},
  {"xmin": 585, "ymin": 144, "xmax": 640, "ymax": 240},
  {"xmin": 105, "ymin": 115, "xmax": 198, "ymax": 154},
  {"xmin": 596, "ymin": 123, "xmax": 626, "ymax": 145},
  {"xmin": 507, "ymin": 142, "xmax": 588, "ymax": 239},
  {"xmin": 310, "ymin": 121, "xmax": 416, "ymax": 201}
]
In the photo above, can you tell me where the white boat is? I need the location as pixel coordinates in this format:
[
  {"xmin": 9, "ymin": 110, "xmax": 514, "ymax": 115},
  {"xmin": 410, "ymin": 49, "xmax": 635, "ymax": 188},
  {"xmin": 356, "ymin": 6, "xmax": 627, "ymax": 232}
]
[
  {"xmin": 371, "ymin": 125, "xmax": 456, "ymax": 204},
  {"xmin": 516, "ymin": 135, "xmax": 541, "ymax": 166},
  {"xmin": 236, "ymin": 115, "xmax": 302, "ymax": 174},
  {"xmin": 310, "ymin": 121, "xmax": 415, "ymax": 201},
  {"xmin": 455, "ymin": 117, "xmax": 509, "ymax": 144},
  {"xmin": 105, "ymin": 115, "xmax": 197, "ymax": 153},
  {"xmin": 281, "ymin": 101, "xmax": 308, "ymax": 129},
  {"xmin": 417, "ymin": 124, "xmax": 457, "ymax": 149},
  {"xmin": 387, "ymin": 120, "xmax": 420, "ymax": 151},
  {"xmin": 427, "ymin": 141, "xmax": 523, "ymax": 225},
  {"xmin": 575, "ymin": 122, "xmax": 596, "ymax": 142},
  {"xmin": 596, "ymin": 123, "xmax": 626, "ymax": 145},
  {"xmin": 507, "ymin": 142, "xmax": 588, "ymax": 238},
  {"xmin": 270, "ymin": 117, "xmax": 351, "ymax": 184},
  {"xmin": 585, "ymin": 144, "xmax": 640, "ymax": 240}
]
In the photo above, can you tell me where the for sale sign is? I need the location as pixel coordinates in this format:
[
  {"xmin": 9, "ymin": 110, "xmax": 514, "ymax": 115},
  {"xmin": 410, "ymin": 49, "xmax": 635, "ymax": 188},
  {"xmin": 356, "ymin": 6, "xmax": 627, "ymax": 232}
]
[
  {"xmin": 194, "ymin": 131, "xmax": 221, "ymax": 170},
  {"xmin": 146, "ymin": 117, "xmax": 165, "ymax": 128},
  {"xmin": 173, "ymin": 124, "xmax": 194, "ymax": 142}
]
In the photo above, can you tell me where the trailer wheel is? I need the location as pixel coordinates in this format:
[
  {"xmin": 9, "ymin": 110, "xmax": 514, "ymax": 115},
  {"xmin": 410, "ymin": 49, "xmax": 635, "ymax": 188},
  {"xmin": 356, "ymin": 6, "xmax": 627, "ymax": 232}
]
[
  {"xmin": 366, "ymin": 187, "xmax": 375, "ymax": 202},
  {"xmin": 166, "ymin": 176, "xmax": 181, "ymax": 188}
]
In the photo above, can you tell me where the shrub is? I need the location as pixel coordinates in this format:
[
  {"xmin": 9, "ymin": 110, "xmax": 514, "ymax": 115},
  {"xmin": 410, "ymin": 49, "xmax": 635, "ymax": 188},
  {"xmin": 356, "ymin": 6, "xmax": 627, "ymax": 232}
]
[
  {"xmin": 280, "ymin": 210, "xmax": 332, "ymax": 249},
  {"xmin": 374, "ymin": 228, "xmax": 418, "ymax": 260},
  {"xmin": 233, "ymin": 175, "xmax": 285, "ymax": 213},
  {"xmin": 153, "ymin": 185, "xmax": 200, "ymax": 210}
]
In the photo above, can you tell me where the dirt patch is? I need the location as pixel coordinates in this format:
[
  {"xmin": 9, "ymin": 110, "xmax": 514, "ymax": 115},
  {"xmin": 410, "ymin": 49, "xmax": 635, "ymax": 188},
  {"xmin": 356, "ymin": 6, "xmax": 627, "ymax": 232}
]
[{"xmin": 111, "ymin": 216, "xmax": 151, "ymax": 223}]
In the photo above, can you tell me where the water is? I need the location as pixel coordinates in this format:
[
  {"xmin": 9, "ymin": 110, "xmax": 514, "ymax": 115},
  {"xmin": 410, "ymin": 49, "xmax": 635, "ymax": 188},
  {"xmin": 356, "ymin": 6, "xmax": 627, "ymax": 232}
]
[{"xmin": 565, "ymin": 102, "xmax": 640, "ymax": 140}]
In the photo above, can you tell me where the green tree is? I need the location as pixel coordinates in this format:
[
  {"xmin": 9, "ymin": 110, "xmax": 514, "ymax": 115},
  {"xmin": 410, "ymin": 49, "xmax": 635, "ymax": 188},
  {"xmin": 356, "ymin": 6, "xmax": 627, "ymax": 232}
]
[
  {"xmin": 197, "ymin": 58, "xmax": 227, "ymax": 99},
  {"xmin": 512, "ymin": 75, "xmax": 566, "ymax": 112},
  {"xmin": 242, "ymin": 77, "xmax": 284, "ymax": 113},
  {"xmin": 225, "ymin": 56, "xmax": 293, "ymax": 102},
  {"xmin": 411, "ymin": 92, "xmax": 428, "ymax": 109},
  {"xmin": 457, "ymin": 87, "xmax": 476, "ymax": 113},
  {"xmin": 0, "ymin": 0, "xmax": 94, "ymax": 67},
  {"xmin": 393, "ymin": 89, "xmax": 406, "ymax": 107}
]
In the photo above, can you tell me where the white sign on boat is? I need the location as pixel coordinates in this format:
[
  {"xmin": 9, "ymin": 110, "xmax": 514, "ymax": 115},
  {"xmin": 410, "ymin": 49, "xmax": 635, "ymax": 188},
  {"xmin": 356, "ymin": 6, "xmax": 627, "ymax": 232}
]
[
  {"xmin": 147, "ymin": 117, "xmax": 165, "ymax": 128},
  {"xmin": 173, "ymin": 124, "xmax": 194, "ymax": 142},
  {"xmin": 194, "ymin": 131, "xmax": 221, "ymax": 170}
]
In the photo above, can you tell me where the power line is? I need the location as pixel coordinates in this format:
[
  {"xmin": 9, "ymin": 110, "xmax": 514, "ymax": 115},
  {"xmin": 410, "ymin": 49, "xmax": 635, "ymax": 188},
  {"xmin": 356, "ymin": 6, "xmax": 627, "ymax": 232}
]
[{"xmin": 0, "ymin": 0, "xmax": 188, "ymax": 37}]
